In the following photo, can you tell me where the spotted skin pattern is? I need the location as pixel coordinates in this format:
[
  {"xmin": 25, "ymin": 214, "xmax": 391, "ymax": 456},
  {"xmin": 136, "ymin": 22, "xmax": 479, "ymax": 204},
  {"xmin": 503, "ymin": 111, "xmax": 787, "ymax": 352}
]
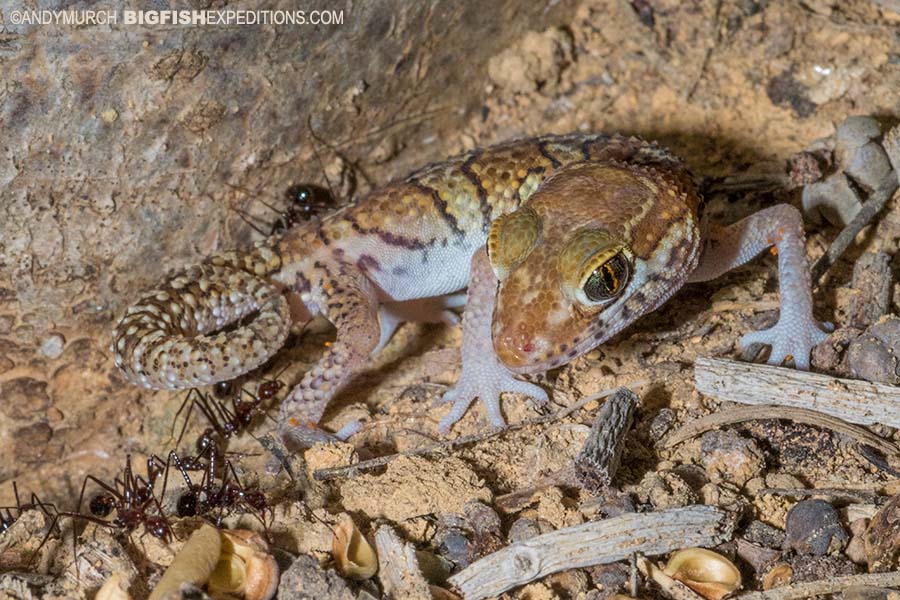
[{"xmin": 112, "ymin": 134, "xmax": 828, "ymax": 446}]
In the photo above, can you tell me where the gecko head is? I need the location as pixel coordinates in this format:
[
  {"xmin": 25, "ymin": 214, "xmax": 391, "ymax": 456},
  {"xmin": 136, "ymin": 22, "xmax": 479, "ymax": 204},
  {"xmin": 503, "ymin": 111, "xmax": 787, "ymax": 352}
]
[{"xmin": 488, "ymin": 162, "xmax": 699, "ymax": 372}]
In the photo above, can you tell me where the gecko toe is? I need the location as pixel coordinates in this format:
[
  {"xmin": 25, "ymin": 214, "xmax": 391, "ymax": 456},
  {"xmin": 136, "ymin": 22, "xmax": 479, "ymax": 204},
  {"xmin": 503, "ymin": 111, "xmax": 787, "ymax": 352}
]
[
  {"xmin": 438, "ymin": 366, "xmax": 547, "ymax": 435},
  {"xmin": 740, "ymin": 316, "xmax": 829, "ymax": 371}
]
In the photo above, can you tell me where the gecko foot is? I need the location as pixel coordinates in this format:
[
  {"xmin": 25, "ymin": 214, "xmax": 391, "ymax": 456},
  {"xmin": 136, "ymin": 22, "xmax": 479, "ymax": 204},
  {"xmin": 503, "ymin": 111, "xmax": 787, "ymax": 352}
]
[
  {"xmin": 740, "ymin": 315, "xmax": 830, "ymax": 370},
  {"xmin": 437, "ymin": 361, "xmax": 548, "ymax": 435}
]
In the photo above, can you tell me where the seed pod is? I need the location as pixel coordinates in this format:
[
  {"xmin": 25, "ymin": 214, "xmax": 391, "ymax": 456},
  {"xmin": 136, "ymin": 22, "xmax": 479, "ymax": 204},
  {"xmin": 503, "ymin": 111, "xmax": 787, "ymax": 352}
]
[
  {"xmin": 663, "ymin": 548, "xmax": 742, "ymax": 600},
  {"xmin": 95, "ymin": 573, "xmax": 133, "ymax": 600},
  {"xmin": 208, "ymin": 529, "xmax": 279, "ymax": 600},
  {"xmin": 332, "ymin": 516, "xmax": 378, "ymax": 580}
]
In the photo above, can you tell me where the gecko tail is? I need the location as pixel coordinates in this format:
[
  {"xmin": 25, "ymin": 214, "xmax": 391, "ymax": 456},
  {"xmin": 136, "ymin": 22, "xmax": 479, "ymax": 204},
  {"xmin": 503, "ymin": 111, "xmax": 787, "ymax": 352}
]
[{"xmin": 112, "ymin": 261, "xmax": 291, "ymax": 390}]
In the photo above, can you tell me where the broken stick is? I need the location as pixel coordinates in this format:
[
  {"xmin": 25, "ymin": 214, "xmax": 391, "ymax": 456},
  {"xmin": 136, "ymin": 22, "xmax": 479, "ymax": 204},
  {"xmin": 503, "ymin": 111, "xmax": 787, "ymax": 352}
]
[
  {"xmin": 574, "ymin": 387, "xmax": 638, "ymax": 492},
  {"xmin": 447, "ymin": 505, "xmax": 733, "ymax": 600},
  {"xmin": 734, "ymin": 570, "xmax": 900, "ymax": 599},
  {"xmin": 374, "ymin": 526, "xmax": 431, "ymax": 600}
]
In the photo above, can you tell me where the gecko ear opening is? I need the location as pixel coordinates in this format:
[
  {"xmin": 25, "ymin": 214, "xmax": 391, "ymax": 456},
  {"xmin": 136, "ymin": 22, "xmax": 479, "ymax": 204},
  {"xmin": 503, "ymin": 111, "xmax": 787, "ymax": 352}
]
[
  {"xmin": 558, "ymin": 228, "xmax": 633, "ymax": 308},
  {"xmin": 487, "ymin": 206, "xmax": 542, "ymax": 280}
]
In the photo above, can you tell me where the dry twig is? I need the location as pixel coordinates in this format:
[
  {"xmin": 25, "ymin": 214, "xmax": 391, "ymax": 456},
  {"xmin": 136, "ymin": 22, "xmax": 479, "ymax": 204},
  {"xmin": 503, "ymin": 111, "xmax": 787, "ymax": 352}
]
[
  {"xmin": 664, "ymin": 402, "xmax": 900, "ymax": 460},
  {"xmin": 447, "ymin": 505, "xmax": 733, "ymax": 600},
  {"xmin": 734, "ymin": 570, "xmax": 900, "ymax": 599},
  {"xmin": 374, "ymin": 525, "xmax": 431, "ymax": 600}
]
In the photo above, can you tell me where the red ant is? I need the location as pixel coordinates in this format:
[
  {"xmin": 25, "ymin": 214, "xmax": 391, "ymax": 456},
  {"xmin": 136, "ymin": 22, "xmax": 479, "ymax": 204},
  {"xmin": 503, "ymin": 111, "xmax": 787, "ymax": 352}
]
[
  {"xmin": 173, "ymin": 378, "xmax": 284, "ymax": 456},
  {"xmin": 162, "ymin": 450, "xmax": 269, "ymax": 534},
  {"xmin": 0, "ymin": 482, "xmax": 62, "ymax": 567},
  {"xmin": 64, "ymin": 455, "xmax": 172, "ymax": 542},
  {"xmin": 1, "ymin": 483, "xmax": 61, "ymax": 536}
]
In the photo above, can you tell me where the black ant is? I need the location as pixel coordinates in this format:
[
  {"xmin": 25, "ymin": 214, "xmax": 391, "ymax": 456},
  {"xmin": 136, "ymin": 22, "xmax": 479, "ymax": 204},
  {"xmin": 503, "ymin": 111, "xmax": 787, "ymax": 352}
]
[
  {"xmin": 274, "ymin": 184, "xmax": 334, "ymax": 232},
  {"xmin": 65, "ymin": 455, "xmax": 172, "ymax": 542},
  {"xmin": 230, "ymin": 183, "xmax": 334, "ymax": 237}
]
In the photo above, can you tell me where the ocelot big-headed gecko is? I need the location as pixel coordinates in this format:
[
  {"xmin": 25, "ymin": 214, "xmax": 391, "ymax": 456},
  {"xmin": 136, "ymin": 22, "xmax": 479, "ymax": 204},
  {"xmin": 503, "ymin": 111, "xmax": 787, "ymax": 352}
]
[{"xmin": 112, "ymin": 134, "xmax": 829, "ymax": 447}]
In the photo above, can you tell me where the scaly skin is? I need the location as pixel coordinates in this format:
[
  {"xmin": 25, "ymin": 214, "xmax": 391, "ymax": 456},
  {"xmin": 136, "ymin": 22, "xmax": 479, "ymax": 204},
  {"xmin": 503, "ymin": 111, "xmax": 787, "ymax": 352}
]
[{"xmin": 112, "ymin": 133, "xmax": 828, "ymax": 446}]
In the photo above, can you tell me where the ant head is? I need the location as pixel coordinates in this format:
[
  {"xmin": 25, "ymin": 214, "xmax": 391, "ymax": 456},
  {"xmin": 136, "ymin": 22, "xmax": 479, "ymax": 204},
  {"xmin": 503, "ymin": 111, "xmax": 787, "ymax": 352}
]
[
  {"xmin": 133, "ymin": 484, "xmax": 153, "ymax": 506},
  {"xmin": 89, "ymin": 493, "xmax": 116, "ymax": 518}
]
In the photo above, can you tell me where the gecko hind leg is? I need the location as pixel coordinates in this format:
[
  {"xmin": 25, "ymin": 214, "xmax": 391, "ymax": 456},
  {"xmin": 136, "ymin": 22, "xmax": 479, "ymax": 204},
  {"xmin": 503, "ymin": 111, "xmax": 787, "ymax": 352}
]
[
  {"xmin": 438, "ymin": 248, "xmax": 548, "ymax": 435},
  {"xmin": 278, "ymin": 261, "xmax": 381, "ymax": 449},
  {"xmin": 689, "ymin": 204, "xmax": 829, "ymax": 369}
]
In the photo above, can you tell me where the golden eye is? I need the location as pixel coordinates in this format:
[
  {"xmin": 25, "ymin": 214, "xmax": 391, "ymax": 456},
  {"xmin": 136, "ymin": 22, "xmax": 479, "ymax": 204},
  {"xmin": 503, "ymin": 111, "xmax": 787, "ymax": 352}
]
[{"xmin": 582, "ymin": 252, "xmax": 630, "ymax": 302}]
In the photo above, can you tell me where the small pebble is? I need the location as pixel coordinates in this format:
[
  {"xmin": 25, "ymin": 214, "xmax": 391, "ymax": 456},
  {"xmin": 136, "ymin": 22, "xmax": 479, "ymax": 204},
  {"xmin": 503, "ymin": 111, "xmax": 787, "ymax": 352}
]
[
  {"xmin": 801, "ymin": 173, "xmax": 861, "ymax": 226},
  {"xmin": 743, "ymin": 520, "xmax": 787, "ymax": 549},
  {"xmin": 845, "ymin": 141, "xmax": 893, "ymax": 191},
  {"xmin": 507, "ymin": 517, "xmax": 541, "ymax": 544},
  {"xmin": 784, "ymin": 499, "xmax": 848, "ymax": 556},
  {"xmin": 40, "ymin": 333, "xmax": 65, "ymax": 359},
  {"xmin": 834, "ymin": 115, "xmax": 882, "ymax": 162},
  {"xmin": 635, "ymin": 471, "xmax": 697, "ymax": 510},
  {"xmin": 848, "ymin": 315, "xmax": 900, "ymax": 384},
  {"xmin": 699, "ymin": 430, "xmax": 765, "ymax": 486}
]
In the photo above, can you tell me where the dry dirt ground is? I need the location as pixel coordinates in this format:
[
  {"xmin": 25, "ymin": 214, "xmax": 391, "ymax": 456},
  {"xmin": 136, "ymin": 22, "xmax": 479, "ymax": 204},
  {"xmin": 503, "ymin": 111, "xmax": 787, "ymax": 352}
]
[{"xmin": 3, "ymin": 0, "xmax": 900, "ymax": 598}]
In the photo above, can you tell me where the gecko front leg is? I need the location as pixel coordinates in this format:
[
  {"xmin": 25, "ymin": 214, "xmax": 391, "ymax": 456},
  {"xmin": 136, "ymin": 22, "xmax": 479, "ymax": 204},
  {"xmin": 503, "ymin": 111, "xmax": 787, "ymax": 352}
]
[
  {"xmin": 438, "ymin": 247, "xmax": 549, "ymax": 434},
  {"xmin": 688, "ymin": 204, "xmax": 829, "ymax": 368}
]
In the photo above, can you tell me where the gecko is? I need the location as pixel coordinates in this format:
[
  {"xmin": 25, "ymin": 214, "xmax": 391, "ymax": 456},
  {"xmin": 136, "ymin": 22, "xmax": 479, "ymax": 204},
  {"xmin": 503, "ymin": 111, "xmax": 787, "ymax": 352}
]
[{"xmin": 112, "ymin": 133, "xmax": 829, "ymax": 448}]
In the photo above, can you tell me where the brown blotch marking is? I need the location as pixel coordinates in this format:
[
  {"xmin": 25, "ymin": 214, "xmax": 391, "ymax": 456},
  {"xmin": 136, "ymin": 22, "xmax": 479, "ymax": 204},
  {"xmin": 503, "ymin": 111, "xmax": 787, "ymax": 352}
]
[
  {"xmin": 410, "ymin": 179, "xmax": 466, "ymax": 237},
  {"xmin": 536, "ymin": 139, "xmax": 562, "ymax": 168},
  {"xmin": 460, "ymin": 150, "xmax": 493, "ymax": 230}
]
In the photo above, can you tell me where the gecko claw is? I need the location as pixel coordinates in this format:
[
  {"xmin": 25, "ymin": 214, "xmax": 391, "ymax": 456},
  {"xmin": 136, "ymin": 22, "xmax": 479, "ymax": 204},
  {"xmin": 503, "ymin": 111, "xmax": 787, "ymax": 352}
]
[{"xmin": 740, "ymin": 315, "xmax": 829, "ymax": 370}]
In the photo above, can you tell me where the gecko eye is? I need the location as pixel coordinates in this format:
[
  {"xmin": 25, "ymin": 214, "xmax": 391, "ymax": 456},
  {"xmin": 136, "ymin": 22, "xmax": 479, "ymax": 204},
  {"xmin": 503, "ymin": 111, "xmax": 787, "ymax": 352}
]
[{"xmin": 581, "ymin": 252, "xmax": 630, "ymax": 303}]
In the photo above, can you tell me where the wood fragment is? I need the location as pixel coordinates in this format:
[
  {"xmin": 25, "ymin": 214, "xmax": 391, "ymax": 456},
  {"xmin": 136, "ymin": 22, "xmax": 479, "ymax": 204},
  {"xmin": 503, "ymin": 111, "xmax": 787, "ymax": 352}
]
[
  {"xmin": 734, "ymin": 570, "xmax": 900, "ymax": 599},
  {"xmin": 754, "ymin": 488, "xmax": 880, "ymax": 504},
  {"xmin": 848, "ymin": 251, "xmax": 892, "ymax": 328},
  {"xmin": 374, "ymin": 525, "xmax": 431, "ymax": 600},
  {"xmin": 694, "ymin": 356, "xmax": 900, "ymax": 430},
  {"xmin": 575, "ymin": 387, "xmax": 638, "ymax": 492},
  {"xmin": 664, "ymin": 402, "xmax": 900, "ymax": 461},
  {"xmin": 313, "ymin": 384, "xmax": 645, "ymax": 481},
  {"xmin": 447, "ymin": 505, "xmax": 733, "ymax": 600},
  {"xmin": 811, "ymin": 183, "xmax": 899, "ymax": 283}
]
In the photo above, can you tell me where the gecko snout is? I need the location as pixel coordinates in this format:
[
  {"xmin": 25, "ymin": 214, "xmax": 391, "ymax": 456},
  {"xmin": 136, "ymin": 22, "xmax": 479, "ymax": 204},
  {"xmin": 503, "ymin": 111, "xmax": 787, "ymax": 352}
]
[{"xmin": 492, "ymin": 320, "xmax": 550, "ymax": 369}]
